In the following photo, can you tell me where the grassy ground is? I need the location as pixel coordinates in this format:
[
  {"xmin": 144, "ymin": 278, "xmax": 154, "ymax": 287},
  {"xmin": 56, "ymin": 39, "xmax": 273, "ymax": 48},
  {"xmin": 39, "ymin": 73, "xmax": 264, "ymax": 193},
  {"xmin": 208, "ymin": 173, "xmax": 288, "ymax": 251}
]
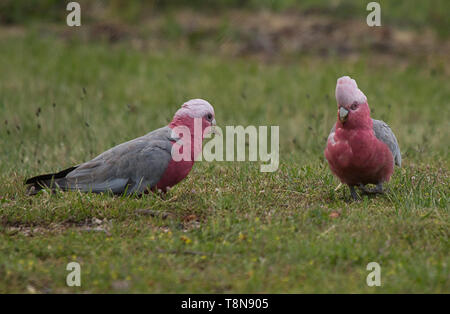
[{"xmin": 0, "ymin": 21, "xmax": 449, "ymax": 292}]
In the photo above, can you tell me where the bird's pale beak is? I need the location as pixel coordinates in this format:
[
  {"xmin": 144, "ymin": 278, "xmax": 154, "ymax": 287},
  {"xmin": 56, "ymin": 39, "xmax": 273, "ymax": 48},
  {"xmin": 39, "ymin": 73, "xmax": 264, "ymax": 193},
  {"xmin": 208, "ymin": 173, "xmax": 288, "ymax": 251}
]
[
  {"xmin": 210, "ymin": 119, "xmax": 217, "ymax": 134},
  {"xmin": 339, "ymin": 107, "xmax": 349, "ymax": 123}
]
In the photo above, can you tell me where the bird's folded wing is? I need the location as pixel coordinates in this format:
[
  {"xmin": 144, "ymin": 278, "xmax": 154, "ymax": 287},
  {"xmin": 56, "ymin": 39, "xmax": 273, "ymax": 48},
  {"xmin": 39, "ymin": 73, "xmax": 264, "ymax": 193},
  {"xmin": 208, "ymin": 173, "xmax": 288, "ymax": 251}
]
[
  {"xmin": 65, "ymin": 126, "xmax": 174, "ymax": 194},
  {"xmin": 372, "ymin": 119, "xmax": 402, "ymax": 166}
]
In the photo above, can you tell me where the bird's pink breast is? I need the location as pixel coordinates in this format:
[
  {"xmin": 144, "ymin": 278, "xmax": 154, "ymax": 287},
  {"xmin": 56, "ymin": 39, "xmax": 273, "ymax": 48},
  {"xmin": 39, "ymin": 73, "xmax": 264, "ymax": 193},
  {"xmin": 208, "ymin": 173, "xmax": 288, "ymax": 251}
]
[
  {"xmin": 155, "ymin": 115, "xmax": 210, "ymax": 192},
  {"xmin": 325, "ymin": 126, "xmax": 394, "ymax": 185},
  {"xmin": 156, "ymin": 158, "xmax": 194, "ymax": 192}
]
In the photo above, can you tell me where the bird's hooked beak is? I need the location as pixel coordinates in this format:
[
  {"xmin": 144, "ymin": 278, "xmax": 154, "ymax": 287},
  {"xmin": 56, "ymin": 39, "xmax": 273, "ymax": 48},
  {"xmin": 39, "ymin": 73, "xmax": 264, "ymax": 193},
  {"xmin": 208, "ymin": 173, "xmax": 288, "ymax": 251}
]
[
  {"xmin": 210, "ymin": 118, "xmax": 217, "ymax": 134},
  {"xmin": 339, "ymin": 107, "xmax": 349, "ymax": 123}
]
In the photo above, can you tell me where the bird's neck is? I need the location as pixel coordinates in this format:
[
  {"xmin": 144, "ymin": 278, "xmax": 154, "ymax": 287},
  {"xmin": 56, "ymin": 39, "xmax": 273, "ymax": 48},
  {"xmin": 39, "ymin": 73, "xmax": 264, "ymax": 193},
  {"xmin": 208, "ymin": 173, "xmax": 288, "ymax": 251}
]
[{"xmin": 169, "ymin": 115, "xmax": 207, "ymax": 160}]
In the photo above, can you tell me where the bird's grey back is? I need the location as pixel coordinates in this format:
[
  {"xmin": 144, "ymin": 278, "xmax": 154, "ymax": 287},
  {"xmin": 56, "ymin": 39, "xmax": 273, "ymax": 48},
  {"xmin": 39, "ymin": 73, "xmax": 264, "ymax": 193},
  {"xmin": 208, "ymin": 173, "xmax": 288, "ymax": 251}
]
[{"xmin": 64, "ymin": 126, "xmax": 175, "ymax": 194}]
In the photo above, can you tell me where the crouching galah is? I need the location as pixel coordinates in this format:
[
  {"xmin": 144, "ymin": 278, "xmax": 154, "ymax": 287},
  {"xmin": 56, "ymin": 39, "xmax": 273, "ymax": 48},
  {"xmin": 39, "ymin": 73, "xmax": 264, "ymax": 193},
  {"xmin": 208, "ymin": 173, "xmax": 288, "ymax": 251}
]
[
  {"xmin": 25, "ymin": 99, "xmax": 216, "ymax": 195},
  {"xmin": 324, "ymin": 76, "xmax": 401, "ymax": 200}
]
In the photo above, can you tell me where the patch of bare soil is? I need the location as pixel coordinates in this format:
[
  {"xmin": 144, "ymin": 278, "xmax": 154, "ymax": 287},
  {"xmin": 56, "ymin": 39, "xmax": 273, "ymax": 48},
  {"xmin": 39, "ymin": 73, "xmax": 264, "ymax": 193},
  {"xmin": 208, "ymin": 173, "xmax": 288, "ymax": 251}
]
[{"xmin": 3, "ymin": 217, "xmax": 112, "ymax": 237}]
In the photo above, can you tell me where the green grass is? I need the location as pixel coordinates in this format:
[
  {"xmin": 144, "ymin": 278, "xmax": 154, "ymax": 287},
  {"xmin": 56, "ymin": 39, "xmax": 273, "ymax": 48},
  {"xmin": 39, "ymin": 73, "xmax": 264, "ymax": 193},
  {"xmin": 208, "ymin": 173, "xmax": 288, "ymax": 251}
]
[{"xmin": 0, "ymin": 33, "xmax": 448, "ymax": 293}]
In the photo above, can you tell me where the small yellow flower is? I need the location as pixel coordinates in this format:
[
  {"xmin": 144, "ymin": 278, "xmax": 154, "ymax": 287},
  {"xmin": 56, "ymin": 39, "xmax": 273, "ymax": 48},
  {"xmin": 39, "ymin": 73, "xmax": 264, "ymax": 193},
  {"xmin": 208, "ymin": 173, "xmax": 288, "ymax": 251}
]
[{"xmin": 180, "ymin": 235, "xmax": 192, "ymax": 244}]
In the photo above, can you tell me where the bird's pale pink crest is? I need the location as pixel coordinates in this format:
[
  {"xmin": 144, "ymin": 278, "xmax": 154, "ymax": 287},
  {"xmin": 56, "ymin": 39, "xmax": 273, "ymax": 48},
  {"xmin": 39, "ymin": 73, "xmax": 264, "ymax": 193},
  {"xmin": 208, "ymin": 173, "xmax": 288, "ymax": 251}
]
[
  {"xmin": 335, "ymin": 76, "xmax": 367, "ymax": 106},
  {"xmin": 173, "ymin": 98, "xmax": 215, "ymax": 120}
]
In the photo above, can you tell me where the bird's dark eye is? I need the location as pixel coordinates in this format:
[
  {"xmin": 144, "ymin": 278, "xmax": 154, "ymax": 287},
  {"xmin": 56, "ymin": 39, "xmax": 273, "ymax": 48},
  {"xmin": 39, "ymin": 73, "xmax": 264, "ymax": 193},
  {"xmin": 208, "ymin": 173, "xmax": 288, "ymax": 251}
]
[
  {"xmin": 206, "ymin": 113, "xmax": 213, "ymax": 121},
  {"xmin": 351, "ymin": 102, "xmax": 358, "ymax": 110}
]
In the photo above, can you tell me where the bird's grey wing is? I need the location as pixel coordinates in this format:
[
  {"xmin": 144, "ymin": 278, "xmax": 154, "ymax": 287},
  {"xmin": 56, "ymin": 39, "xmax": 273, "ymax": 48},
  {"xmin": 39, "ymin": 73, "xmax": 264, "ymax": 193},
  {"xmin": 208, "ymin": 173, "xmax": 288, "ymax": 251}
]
[
  {"xmin": 64, "ymin": 126, "xmax": 174, "ymax": 194},
  {"xmin": 372, "ymin": 119, "xmax": 401, "ymax": 166}
]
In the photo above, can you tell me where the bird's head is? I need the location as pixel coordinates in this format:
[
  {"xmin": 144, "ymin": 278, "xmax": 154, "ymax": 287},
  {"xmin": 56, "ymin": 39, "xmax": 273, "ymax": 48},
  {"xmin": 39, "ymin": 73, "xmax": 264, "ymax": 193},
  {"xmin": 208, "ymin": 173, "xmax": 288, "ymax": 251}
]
[
  {"xmin": 170, "ymin": 98, "xmax": 216, "ymax": 133},
  {"xmin": 335, "ymin": 76, "xmax": 371, "ymax": 129}
]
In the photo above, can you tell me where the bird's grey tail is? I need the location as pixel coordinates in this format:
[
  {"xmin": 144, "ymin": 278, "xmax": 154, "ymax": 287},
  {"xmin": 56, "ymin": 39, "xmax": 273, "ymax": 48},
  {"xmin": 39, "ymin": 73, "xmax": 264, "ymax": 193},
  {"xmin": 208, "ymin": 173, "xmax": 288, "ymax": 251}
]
[{"xmin": 24, "ymin": 166, "xmax": 78, "ymax": 195}]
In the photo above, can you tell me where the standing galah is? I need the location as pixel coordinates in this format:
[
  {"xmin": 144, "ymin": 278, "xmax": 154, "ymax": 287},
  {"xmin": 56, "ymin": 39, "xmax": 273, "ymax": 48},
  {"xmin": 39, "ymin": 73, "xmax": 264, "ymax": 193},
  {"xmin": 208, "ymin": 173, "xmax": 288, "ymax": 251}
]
[
  {"xmin": 324, "ymin": 76, "xmax": 401, "ymax": 200},
  {"xmin": 25, "ymin": 99, "xmax": 216, "ymax": 195}
]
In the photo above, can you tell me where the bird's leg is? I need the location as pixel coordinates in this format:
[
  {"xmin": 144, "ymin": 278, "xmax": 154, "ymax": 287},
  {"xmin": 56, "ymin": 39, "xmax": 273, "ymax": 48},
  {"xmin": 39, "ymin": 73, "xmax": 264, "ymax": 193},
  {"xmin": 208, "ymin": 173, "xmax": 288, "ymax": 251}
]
[
  {"xmin": 375, "ymin": 183, "xmax": 384, "ymax": 193},
  {"xmin": 358, "ymin": 183, "xmax": 384, "ymax": 194},
  {"xmin": 349, "ymin": 185, "xmax": 360, "ymax": 200},
  {"xmin": 357, "ymin": 183, "xmax": 368, "ymax": 193}
]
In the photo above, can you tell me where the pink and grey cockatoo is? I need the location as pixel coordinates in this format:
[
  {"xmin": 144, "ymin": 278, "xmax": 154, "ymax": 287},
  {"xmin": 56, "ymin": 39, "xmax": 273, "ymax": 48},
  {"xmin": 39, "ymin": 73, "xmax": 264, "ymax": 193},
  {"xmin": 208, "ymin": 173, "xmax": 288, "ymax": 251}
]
[
  {"xmin": 26, "ymin": 99, "xmax": 216, "ymax": 195},
  {"xmin": 324, "ymin": 76, "xmax": 401, "ymax": 200}
]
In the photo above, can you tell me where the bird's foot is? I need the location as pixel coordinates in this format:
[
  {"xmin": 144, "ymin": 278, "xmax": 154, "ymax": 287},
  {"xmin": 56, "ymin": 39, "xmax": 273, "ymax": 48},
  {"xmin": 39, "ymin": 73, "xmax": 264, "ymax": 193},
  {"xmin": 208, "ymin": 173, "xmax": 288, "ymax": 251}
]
[
  {"xmin": 349, "ymin": 186, "xmax": 361, "ymax": 201},
  {"xmin": 357, "ymin": 183, "xmax": 384, "ymax": 194}
]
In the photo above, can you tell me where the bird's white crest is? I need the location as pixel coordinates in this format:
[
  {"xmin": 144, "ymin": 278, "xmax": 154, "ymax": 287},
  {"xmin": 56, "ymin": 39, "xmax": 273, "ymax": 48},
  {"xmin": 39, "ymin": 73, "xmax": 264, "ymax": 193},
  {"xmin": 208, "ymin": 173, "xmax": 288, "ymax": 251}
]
[
  {"xmin": 174, "ymin": 98, "xmax": 215, "ymax": 119},
  {"xmin": 335, "ymin": 76, "xmax": 367, "ymax": 106}
]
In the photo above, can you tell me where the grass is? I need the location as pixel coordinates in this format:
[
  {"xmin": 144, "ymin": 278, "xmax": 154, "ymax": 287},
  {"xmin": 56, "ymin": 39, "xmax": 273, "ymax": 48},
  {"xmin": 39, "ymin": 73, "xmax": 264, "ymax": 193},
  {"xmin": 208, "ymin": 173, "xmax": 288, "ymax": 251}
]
[{"xmin": 0, "ymin": 29, "xmax": 448, "ymax": 293}]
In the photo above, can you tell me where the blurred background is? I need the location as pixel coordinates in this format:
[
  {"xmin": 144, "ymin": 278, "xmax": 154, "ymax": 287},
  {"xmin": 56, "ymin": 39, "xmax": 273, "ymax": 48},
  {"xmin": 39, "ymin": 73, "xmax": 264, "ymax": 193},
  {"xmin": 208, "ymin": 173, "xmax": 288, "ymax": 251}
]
[
  {"xmin": 0, "ymin": 0, "xmax": 448, "ymax": 171},
  {"xmin": 1, "ymin": 0, "xmax": 449, "ymax": 56}
]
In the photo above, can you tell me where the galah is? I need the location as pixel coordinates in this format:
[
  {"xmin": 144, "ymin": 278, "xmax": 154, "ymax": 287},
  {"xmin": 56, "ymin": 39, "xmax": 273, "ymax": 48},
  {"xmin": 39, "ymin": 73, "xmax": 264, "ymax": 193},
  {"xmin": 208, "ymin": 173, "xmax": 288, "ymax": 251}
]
[
  {"xmin": 324, "ymin": 76, "xmax": 401, "ymax": 200},
  {"xmin": 26, "ymin": 99, "xmax": 216, "ymax": 195}
]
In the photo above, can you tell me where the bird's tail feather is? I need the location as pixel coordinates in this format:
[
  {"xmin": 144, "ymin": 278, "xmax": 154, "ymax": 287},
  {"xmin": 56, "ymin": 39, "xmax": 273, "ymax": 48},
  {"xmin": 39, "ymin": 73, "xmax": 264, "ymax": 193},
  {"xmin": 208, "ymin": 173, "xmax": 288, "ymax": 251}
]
[{"xmin": 25, "ymin": 166, "xmax": 78, "ymax": 195}]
